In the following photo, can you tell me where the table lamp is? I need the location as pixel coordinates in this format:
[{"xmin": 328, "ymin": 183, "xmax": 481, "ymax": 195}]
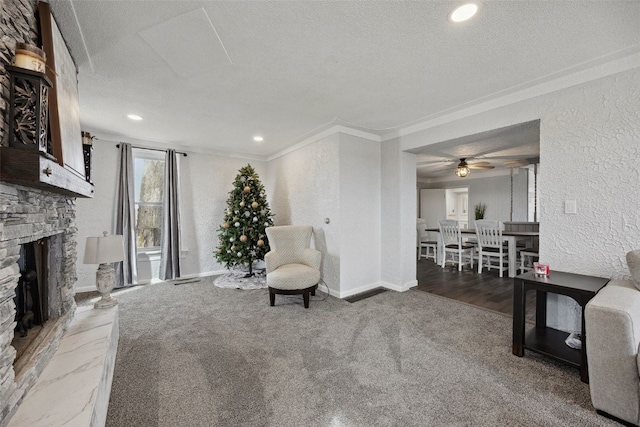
[{"xmin": 83, "ymin": 232, "xmax": 124, "ymax": 309}]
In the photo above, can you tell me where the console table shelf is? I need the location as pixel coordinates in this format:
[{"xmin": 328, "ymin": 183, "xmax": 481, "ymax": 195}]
[
  {"xmin": 524, "ymin": 327, "xmax": 580, "ymax": 367},
  {"xmin": 512, "ymin": 271, "xmax": 609, "ymax": 383}
]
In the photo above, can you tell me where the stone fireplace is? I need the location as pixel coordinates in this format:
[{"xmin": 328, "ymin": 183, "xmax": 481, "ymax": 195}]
[
  {"xmin": 0, "ymin": 183, "xmax": 78, "ymax": 425},
  {"xmin": 1, "ymin": 2, "xmax": 115, "ymax": 425}
]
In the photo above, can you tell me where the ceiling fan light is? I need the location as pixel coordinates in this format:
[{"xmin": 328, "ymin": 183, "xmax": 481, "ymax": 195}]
[{"xmin": 455, "ymin": 165, "xmax": 471, "ymax": 177}]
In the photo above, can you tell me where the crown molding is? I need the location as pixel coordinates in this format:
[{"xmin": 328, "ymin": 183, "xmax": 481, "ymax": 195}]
[
  {"xmin": 383, "ymin": 49, "xmax": 640, "ymax": 141},
  {"xmin": 267, "ymin": 125, "xmax": 380, "ymax": 162}
]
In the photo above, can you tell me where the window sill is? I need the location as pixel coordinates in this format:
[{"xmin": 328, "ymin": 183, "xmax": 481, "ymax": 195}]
[{"xmin": 137, "ymin": 249, "xmax": 188, "ymax": 262}]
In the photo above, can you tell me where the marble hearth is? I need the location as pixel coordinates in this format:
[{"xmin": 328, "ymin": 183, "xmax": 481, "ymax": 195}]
[{"xmin": 7, "ymin": 305, "xmax": 118, "ymax": 427}]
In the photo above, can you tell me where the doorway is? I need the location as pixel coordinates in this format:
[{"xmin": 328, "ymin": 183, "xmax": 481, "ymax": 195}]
[{"xmin": 445, "ymin": 188, "xmax": 469, "ymax": 228}]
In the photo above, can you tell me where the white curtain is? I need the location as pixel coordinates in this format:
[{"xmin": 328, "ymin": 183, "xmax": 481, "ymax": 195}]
[
  {"xmin": 159, "ymin": 149, "xmax": 181, "ymax": 280},
  {"xmin": 114, "ymin": 143, "xmax": 138, "ymax": 287}
]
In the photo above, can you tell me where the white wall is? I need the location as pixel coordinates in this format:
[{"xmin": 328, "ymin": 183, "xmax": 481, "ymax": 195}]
[
  {"xmin": 266, "ymin": 134, "xmax": 341, "ymax": 293},
  {"xmin": 75, "ymin": 138, "xmax": 267, "ymax": 292},
  {"xmin": 266, "ymin": 131, "xmax": 385, "ymax": 298},
  {"xmin": 419, "ymin": 170, "xmax": 529, "ymax": 223},
  {"xmin": 400, "ymin": 67, "xmax": 640, "ymax": 331},
  {"xmin": 338, "ymin": 134, "xmax": 381, "ymax": 296},
  {"xmin": 380, "ymin": 139, "xmax": 417, "ymax": 291}
]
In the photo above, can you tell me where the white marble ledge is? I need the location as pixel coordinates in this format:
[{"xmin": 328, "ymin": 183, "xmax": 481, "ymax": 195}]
[{"xmin": 8, "ymin": 305, "xmax": 119, "ymax": 427}]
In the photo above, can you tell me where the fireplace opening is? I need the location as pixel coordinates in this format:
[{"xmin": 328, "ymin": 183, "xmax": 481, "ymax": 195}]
[{"xmin": 12, "ymin": 239, "xmax": 49, "ymax": 363}]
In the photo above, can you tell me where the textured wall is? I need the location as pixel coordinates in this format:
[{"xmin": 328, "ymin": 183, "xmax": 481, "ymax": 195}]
[
  {"xmin": 400, "ymin": 68, "xmax": 640, "ymax": 331},
  {"xmin": 338, "ymin": 134, "xmax": 381, "ymax": 295},
  {"xmin": 75, "ymin": 140, "xmax": 118, "ymax": 289},
  {"xmin": 380, "ymin": 140, "xmax": 402, "ymax": 286},
  {"xmin": 266, "ymin": 134, "xmax": 341, "ymax": 293},
  {"xmin": 180, "ymin": 151, "xmax": 268, "ymax": 278},
  {"xmin": 539, "ymin": 70, "xmax": 640, "ymax": 278},
  {"xmin": 380, "ymin": 140, "xmax": 417, "ymax": 290},
  {"xmin": 75, "ymin": 139, "xmax": 267, "ymax": 290}
]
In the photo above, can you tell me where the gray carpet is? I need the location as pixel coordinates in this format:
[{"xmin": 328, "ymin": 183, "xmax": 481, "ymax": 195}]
[{"xmin": 106, "ymin": 277, "xmax": 616, "ymax": 427}]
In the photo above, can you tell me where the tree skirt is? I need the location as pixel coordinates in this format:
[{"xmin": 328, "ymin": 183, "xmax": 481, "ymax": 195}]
[{"xmin": 214, "ymin": 269, "xmax": 267, "ymax": 289}]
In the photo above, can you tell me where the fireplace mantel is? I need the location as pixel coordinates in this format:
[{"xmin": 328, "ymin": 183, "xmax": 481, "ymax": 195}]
[{"xmin": 0, "ymin": 148, "xmax": 94, "ymax": 198}]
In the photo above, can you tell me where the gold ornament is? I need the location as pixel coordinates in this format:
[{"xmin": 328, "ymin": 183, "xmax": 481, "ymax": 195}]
[
  {"xmin": 243, "ymin": 186, "xmax": 251, "ymax": 193},
  {"xmin": 216, "ymin": 248, "xmax": 222, "ymax": 253},
  {"xmin": 257, "ymin": 239, "xmax": 264, "ymax": 247},
  {"xmin": 223, "ymin": 222, "xmax": 230, "ymax": 229},
  {"xmin": 240, "ymin": 235, "xmax": 248, "ymax": 242},
  {"xmin": 239, "ymin": 201, "xmax": 245, "ymax": 207},
  {"xmin": 233, "ymin": 216, "xmax": 239, "ymax": 221},
  {"xmin": 251, "ymin": 201, "xmax": 259, "ymax": 209}
]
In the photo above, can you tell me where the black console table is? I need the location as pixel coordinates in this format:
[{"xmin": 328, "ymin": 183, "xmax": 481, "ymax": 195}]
[{"xmin": 512, "ymin": 271, "xmax": 609, "ymax": 383}]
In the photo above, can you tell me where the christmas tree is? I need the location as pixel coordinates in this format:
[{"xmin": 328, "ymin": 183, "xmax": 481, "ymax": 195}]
[{"xmin": 214, "ymin": 164, "xmax": 274, "ymax": 276}]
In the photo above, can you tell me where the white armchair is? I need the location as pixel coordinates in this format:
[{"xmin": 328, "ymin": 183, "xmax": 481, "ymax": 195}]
[{"xmin": 265, "ymin": 225, "xmax": 321, "ymax": 308}]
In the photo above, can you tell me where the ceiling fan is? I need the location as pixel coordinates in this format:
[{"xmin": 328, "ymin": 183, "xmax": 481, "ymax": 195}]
[{"xmin": 454, "ymin": 158, "xmax": 494, "ymax": 178}]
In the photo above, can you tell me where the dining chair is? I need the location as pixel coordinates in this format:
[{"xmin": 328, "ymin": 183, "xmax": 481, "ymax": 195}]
[
  {"xmin": 519, "ymin": 249, "xmax": 539, "ymax": 274},
  {"xmin": 417, "ymin": 219, "xmax": 437, "ymax": 262},
  {"xmin": 438, "ymin": 219, "xmax": 474, "ymax": 271},
  {"xmin": 475, "ymin": 220, "xmax": 508, "ymax": 277}
]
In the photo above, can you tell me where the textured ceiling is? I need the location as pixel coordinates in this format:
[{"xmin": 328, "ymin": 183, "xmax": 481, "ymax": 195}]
[{"xmin": 48, "ymin": 1, "xmax": 640, "ymax": 158}]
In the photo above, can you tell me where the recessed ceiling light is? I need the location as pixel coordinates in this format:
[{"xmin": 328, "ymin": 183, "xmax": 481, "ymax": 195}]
[
  {"xmin": 127, "ymin": 114, "xmax": 143, "ymax": 121},
  {"xmin": 449, "ymin": 3, "xmax": 479, "ymax": 23},
  {"xmin": 253, "ymin": 136, "xmax": 264, "ymax": 142}
]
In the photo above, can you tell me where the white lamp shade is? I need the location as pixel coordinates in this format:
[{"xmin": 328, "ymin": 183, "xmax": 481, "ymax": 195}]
[{"xmin": 83, "ymin": 234, "xmax": 124, "ymax": 264}]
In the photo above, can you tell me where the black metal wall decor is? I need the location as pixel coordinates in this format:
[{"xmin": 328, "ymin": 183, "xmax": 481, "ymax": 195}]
[
  {"xmin": 7, "ymin": 64, "xmax": 52, "ymax": 154},
  {"xmin": 81, "ymin": 131, "xmax": 93, "ymax": 184}
]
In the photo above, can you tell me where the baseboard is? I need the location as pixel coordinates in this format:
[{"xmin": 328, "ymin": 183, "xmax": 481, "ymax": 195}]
[
  {"xmin": 332, "ymin": 279, "xmax": 419, "ymax": 299},
  {"xmin": 338, "ymin": 282, "xmax": 387, "ymax": 299},
  {"xmin": 75, "ymin": 271, "xmax": 226, "ymax": 294},
  {"xmin": 379, "ymin": 280, "xmax": 418, "ymax": 293},
  {"xmin": 317, "ymin": 283, "xmax": 337, "ymax": 297}
]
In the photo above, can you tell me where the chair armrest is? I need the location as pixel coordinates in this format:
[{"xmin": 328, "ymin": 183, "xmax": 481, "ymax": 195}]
[
  {"xmin": 265, "ymin": 251, "xmax": 284, "ymax": 273},
  {"xmin": 265, "ymin": 249, "xmax": 321, "ymax": 273},
  {"xmin": 302, "ymin": 248, "xmax": 321, "ymax": 271},
  {"xmin": 585, "ymin": 281, "xmax": 640, "ymax": 425}
]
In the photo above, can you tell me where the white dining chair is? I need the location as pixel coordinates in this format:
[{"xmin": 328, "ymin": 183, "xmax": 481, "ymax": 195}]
[
  {"xmin": 520, "ymin": 249, "xmax": 539, "ymax": 274},
  {"xmin": 417, "ymin": 220, "xmax": 438, "ymax": 262},
  {"xmin": 475, "ymin": 220, "xmax": 508, "ymax": 277},
  {"xmin": 439, "ymin": 219, "xmax": 474, "ymax": 271}
]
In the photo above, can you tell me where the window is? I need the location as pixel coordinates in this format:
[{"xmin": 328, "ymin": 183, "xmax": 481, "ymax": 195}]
[{"xmin": 133, "ymin": 149, "xmax": 165, "ymax": 250}]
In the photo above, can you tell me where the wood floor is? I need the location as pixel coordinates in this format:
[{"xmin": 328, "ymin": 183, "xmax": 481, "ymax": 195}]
[{"xmin": 415, "ymin": 257, "xmax": 536, "ymax": 322}]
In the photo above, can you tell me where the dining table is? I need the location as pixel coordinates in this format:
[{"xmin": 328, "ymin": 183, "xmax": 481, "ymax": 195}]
[{"xmin": 425, "ymin": 228, "xmax": 539, "ymax": 278}]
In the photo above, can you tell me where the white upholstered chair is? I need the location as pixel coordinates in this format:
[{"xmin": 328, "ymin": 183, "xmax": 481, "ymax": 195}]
[
  {"xmin": 265, "ymin": 225, "xmax": 321, "ymax": 308},
  {"xmin": 475, "ymin": 220, "xmax": 508, "ymax": 277},
  {"xmin": 439, "ymin": 220, "xmax": 474, "ymax": 271}
]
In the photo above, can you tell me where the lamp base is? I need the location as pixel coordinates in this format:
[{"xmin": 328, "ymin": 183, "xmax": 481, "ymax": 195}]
[
  {"xmin": 94, "ymin": 295, "xmax": 118, "ymax": 309},
  {"xmin": 94, "ymin": 262, "xmax": 118, "ymax": 309}
]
